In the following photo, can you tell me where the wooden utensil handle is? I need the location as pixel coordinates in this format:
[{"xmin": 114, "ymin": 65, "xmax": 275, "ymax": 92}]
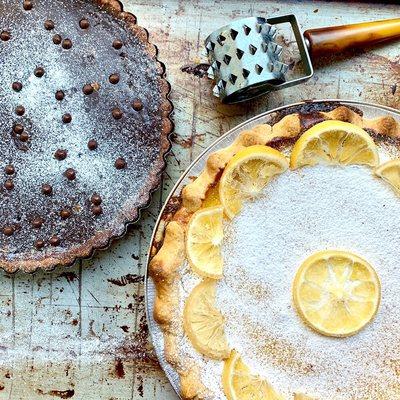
[{"xmin": 304, "ymin": 18, "xmax": 400, "ymax": 58}]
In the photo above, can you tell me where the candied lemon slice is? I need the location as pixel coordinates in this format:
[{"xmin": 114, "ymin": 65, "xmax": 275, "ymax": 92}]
[
  {"xmin": 202, "ymin": 183, "xmax": 221, "ymax": 208},
  {"xmin": 222, "ymin": 350, "xmax": 283, "ymax": 400},
  {"xmin": 293, "ymin": 250, "xmax": 381, "ymax": 337},
  {"xmin": 294, "ymin": 394, "xmax": 316, "ymax": 400},
  {"xmin": 219, "ymin": 145, "xmax": 288, "ymax": 219},
  {"xmin": 375, "ymin": 159, "xmax": 400, "ymax": 194},
  {"xmin": 183, "ymin": 279, "xmax": 230, "ymax": 360},
  {"xmin": 186, "ymin": 206, "xmax": 224, "ymax": 279},
  {"xmin": 290, "ymin": 120, "xmax": 379, "ymax": 169}
]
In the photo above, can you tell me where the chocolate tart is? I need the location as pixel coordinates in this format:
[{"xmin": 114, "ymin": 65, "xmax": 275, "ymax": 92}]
[{"xmin": 0, "ymin": 0, "xmax": 173, "ymax": 272}]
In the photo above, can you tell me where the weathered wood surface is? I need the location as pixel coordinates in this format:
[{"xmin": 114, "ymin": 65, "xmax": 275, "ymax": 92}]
[{"xmin": 0, "ymin": 1, "xmax": 398, "ymax": 399}]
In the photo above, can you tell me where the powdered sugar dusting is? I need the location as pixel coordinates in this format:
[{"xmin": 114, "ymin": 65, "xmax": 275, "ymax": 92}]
[{"xmin": 176, "ymin": 152, "xmax": 400, "ymax": 399}]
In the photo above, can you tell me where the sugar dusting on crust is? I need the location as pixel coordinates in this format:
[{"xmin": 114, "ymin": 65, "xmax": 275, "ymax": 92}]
[
  {"xmin": 0, "ymin": 0, "xmax": 167, "ymax": 265},
  {"xmin": 176, "ymin": 146, "xmax": 400, "ymax": 399}
]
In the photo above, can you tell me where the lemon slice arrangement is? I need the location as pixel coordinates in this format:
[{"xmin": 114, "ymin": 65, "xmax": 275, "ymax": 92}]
[{"xmin": 176, "ymin": 119, "xmax": 400, "ymax": 399}]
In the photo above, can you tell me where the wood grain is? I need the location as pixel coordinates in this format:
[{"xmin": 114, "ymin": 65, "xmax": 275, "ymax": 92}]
[{"xmin": 0, "ymin": 1, "xmax": 398, "ymax": 399}]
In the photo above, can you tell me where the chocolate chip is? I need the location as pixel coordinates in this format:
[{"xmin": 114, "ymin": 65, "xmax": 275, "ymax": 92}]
[
  {"xmin": 53, "ymin": 34, "xmax": 62, "ymax": 45},
  {"xmin": 115, "ymin": 157, "xmax": 126, "ymax": 169},
  {"xmin": 62, "ymin": 38, "xmax": 72, "ymax": 49},
  {"xmin": 3, "ymin": 226, "xmax": 14, "ymax": 236},
  {"xmin": 64, "ymin": 168, "xmax": 76, "ymax": 180},
  {"xmin": 87, "ymin": 139, "xmax": 98, "ymax": 150},
  {"xmin": 1, "ymin": 31, "xmax": 11, "ymax": 41},
  {"xmin": 5, "ymin": 165, "xmax": 15, "ymax": 175},
  {"xmin": 32, "ymin": 217, "xmax": 43, "ymax": 228},
  {"xmin": 23, "ymin": 0, "xmax": 33, "ymax": 10},
  {"xmin": 35, "ymin": 239, "xmax": 45, "ymax": 249},
  {"xmin": 34, "ymin": 66, "xmax": 45, "ymax": 77},
  {"xmin": 4, "ymin": 179, "xmax": 14, "ymax": 190},
  {"xmin": 109, "ymin": 74, "xmax": 120, "ymax": 84},
  {"xmin": 132, "ymin": 99, "xmax": 143, "ymax": 111},
  {"xmin": 55, "ymin": 90, "xmax": 65, "ymax": 101},
  {"xmin": 82, "ymin": 84, "xmax": 93, "ymax": 95},
  {"xmin": 112, "ymin": 108, "xmax": 123, "ymax": 120},
  {"xmin": 62, "ymin": 113, "xmax": 72, "ymax": 123},
  {"xmin": 60, "ymin": 208, "xmax": 71, "ymax": 219},
  {"xmin": 44, "ymin": 20, "xmax": 55, "ymax": 30},
  {"xmin": 19, "ymin": 132, "xmax": 29, "ymax": 142},
  {"xmin": 49, "ymin": 235, "xmax": 60, "ymax": 246},
  {"xmin": 113, "ymin": 39, "xmax": 123, "ymax": 49},
  {"xmin": 54, "ymin": 149, "xmax": 67, "ymax": 160},
  {"xmin": 91, "ymin": 194, "xmax": 102, "ymax": 205},
  {"xmin": 79, "ymin": 18, "xmax": 90, "ymax": 29},
  {"xmin": 92, "ymin": 205, "xmax": 103, "ymax": 215},
  {"xmin": 15, "ymin": 105, "xmax": 25, "ymax": 116},
  {"xmin": 13, "ymin": 124, "xmax": 24, "ymax": 134},
  {"xmin": 12, "ymin": 82, "xmax": 22, "ymax": 92},
  {"xmin": 42, "ymin": 183, "xmax": 52, "ymax": 195}
]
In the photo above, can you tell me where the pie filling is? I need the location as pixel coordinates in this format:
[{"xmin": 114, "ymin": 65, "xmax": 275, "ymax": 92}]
[{"xmin": 179, "ymin": 160, "xmax": 400, "ymax": 399}]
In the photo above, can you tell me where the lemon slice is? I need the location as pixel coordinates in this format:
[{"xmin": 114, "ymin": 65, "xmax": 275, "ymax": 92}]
[
  {"xmin": 290, "ymin": 120, "xmax": 379, "ymax": 169},
  {"xmin": 183, "ymin": 279, "xmax": 230, "ymax": 360},
  {"xmin": 186, "ymin": 206, "xmax": 224, "ymax": 279},
  {"xmin": 294, "ymin": 394, "xmax": 316, "ymax": 400},
  {"xmin": 293, "ymin": 250, "xmax": 381, "ymax": 337},
  {"xmin": 375, "ymin": 159, "xmax": 400, "ymax": 194},
  {"xmin": 222, "ymin": 350, "xmax": 283, "ymax": 400},
  {"xmin": 219, "ymin": 145, "xmax": 288, "ymax": 219}
]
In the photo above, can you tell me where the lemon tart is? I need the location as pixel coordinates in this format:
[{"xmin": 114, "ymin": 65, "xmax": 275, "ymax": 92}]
[{"xmin": 149, "ymin": 104, "xmax": 400, "ymax": 400}]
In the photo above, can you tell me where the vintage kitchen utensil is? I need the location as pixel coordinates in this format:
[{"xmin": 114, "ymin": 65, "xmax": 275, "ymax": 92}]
[{"xmin": 206, "ymin": 16, "xmax": 400, "ymax": 103}]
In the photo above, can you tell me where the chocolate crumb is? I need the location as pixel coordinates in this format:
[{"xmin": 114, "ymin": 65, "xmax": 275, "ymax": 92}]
[
  {"xmin": 91, "ymin": 194, "xmax": 102, "ymax": 205},
  {"xmin": 49, "ymin": 235, "xmax": 60, "ymax": 246},
  {"xmin": 112, "ymin": 108, "xmax": 123, "ymax": 120},
  {"xmin": 113, "ymin": 39, "xmax": 123, "ymax": 49},
  {"xmin": 92, "ymin": 205, "xmax": 102, "ymax": 215},
  {"xmin": 60, "ymin": 209, "xmax": 72, "ymax": 219},
  {"xmin": 62, "ymin": 38, "xmax": 72, "ymax": 49},
  {"xmin": 83, "ymin": 84, "xmax": 94, "ymax": 95},
  {"xmin": 79, "ymin": 18, "xmax": 90, "ymax": 29},
  {"xmin": 4, "ymin": 180, "xmax": 14, "ymax": 190},
  {"xmin": 109, "ymin": 74, "xmax": 120, "ymax": 84},
  {"xmin": 5, "ymin": 165, "xmax": 15, "ymax": 175},
  {"xmin": 32, "ymin": 217, "xmax": 43, "ymax": 228},
  {"xmin": 23, "ymin": 0, "xmax": 33, "ymax": 11},
  {"xmin": 64, "ymin": 168, "xmax": 76, "ymax": 181},
  {"xmin": 42, "ymin": 183, "xmax": 53, "ymax": 196},
  {"xmin": 44, "ymin": 20, "xmax": 55, "ymax": 30},
  {"xmin": 132, "ymin": 99, "xmax": 143, "ymax": 111},
  {"xmin": 54, "ymin": 149, "xmax": 68, "ymax": 161},
  {"xmin": 55, "ymin": 90, "xmax": 65, "ymax": 101},
  {"xmin": 1, "ymin": 31, "xmax": 11, "ymax": 41},
  {"xmin": 35, "ymin": 239, "xmax": 45, "ymax": 249},
  {"xmin": 34, "ymin": 66, "xmax": 45, "ymax": 77},
  {"xmin": 12, "ymin": 82, "xmax": 22, "ymax": 92},
  {"xmin": 3, "ymin": 226, "xmax": 14, "ymax": 236},
  {"xmin": 15, "ymin": 105, "xmax": 25, "ymax": 116},
  {"xmin": 87, "ymin": 139, "xmax": 98, "ymax": 150},
  {"xmin": 115, "ymin": 157, "xmax": 126, "ymax": 169},
  {"xmin": 53, "ymin": 34, "xmax": 62, "ymax": 45},
  {"xmin": 62, "ymin": 113, "xmax": 72, "ymax": 123}
]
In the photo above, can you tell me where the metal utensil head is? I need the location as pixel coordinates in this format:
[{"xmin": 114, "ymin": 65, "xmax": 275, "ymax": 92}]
[{"xmin": 205, "ymin": 14, "xmax": 313, "ymax": 104}]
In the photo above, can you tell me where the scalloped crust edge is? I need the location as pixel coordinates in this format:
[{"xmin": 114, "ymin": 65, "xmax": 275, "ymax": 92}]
[{"xmin": 149, "ymin": 105, "xmax": 400, "ymax": 399}]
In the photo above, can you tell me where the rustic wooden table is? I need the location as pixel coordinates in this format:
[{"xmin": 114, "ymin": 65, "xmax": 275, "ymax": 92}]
[{"xmin": 0, "ymin": 1, "xmax": 398, "ymax": 399}]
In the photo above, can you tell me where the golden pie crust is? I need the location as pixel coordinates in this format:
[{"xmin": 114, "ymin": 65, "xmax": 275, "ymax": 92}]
[{"xmin": 149, "ymin": 105, "xmax": 400, "ymax": 399}]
